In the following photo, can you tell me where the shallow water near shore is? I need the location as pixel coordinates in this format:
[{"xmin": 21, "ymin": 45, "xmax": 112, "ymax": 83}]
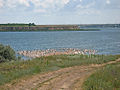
[{"xmin": 0, "ymin": 27, "xmax": 120, "ymax": 55}]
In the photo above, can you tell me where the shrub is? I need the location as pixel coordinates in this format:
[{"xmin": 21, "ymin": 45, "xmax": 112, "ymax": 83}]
[
  {"xmin": 0, "ymin": 56, "xmax": 5, "ymax": 63},
  {"xmin": 0, "ymin": 44, "xmax": 16, "ymax": 62}
]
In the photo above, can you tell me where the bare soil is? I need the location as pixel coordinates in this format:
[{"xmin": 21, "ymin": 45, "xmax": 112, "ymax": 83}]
[{"xmin": 1, "ymin": 59, "xmax": 120, "ymax": 90}]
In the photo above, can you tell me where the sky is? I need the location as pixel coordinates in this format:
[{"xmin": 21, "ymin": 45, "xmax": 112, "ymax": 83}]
[{"xmin": 0, "ymin": 0, "xmax": 120, "ymax": 24}]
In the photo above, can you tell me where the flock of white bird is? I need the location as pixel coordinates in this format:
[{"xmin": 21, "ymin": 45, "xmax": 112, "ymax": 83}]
[{"xmin": 18, "ymin": 48, "xmax": 97, "ymax": 58}]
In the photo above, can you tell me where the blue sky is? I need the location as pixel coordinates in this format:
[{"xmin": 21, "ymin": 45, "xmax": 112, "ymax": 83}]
[{"xmin": 0, "ymin": 0, "xmax": 120, "ymax": 24}]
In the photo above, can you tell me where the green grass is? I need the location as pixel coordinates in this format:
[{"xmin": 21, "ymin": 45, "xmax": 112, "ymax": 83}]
[
  {"xmin": 83, "ymin": 62, "xmax": 120, "ymax": 90},
  {"xmin": 0, "ymin": 54, "xmax": 120, "ymax": 86},
  {"xmin": 0, "ymin": 24, "xmax": 29, "ymax": 27}
]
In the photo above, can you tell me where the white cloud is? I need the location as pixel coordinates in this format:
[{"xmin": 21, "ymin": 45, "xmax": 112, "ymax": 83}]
[
  {"xmin": 1, "ymin": 0, "xmax": 70, "ymax": 13},
  {"xmin": 29, "ymin": 0, "xmax": 70, "ymax": 9},
  {"xmin": 86, "ymin": 1, "xmax": 95, "ymax": 8},
  {"xmin": 34, "ymin": 9, "xmax": 46, "ymax": 13},
  {"xmin": 0, "ymin": 0, "xmax": 70, "ymax": 10},
  {"xmin": 80, "ymin": 0, "xmax": 82, "ymax": 2},
  {"xmin": 106, "ymin": 0, "xmax": 111, "ymax": 4},
  {"xmin": 30, "ymin": 0, "xmax": 70, "ymax": 13},
  {"xmin": 76, "ymin": 5, "xmax": 84, "ymax": 8},
  {"xmin": 76, "ymin": 9, "xmax": 101, "ymax": 15},
  {"xmin": 0, "ymin": 0, "xmax": 4, "ymax": 8},
  {"xmin": 30, "ymin": 0, "xmax": 41, "ymax": 7},
  {"xmin": 76, "ymin": 1, "xmax": 95, "ymax": 9},
  {"xmin": 5, "ymin": 0, "xmax": 30, "ymax": 8},
  {"xmin": 6, "ymin": 0, "xmax": 17, "ymax": 8},
  {"xmin": 73, "ymin": 0, "xmax": 82, "ymax": 2},
  {"xmin": 76, "ymin": 1, "xmax": 100, "ymax": 16},
  {"xmin": 19, "ymin": 0, "xmax": 30, "ymax": 7}
]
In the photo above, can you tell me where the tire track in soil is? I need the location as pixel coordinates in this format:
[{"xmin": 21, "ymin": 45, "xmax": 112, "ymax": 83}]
[{"xmin": 1, "ymin": 59, "xmax": 120, "ymax": 90}]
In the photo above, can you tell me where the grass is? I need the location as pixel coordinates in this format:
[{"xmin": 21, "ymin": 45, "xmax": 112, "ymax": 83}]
[
  {"xmin": 83, "ymin": 62, "xmax": 120, "ymax": 90},
  {"xmin": 0, "ymin": 54, "xmax": 120, "ymax": 86},
  {"xmin": 0, "ymin": 24, "xmax": 29, "ymax": 27}
]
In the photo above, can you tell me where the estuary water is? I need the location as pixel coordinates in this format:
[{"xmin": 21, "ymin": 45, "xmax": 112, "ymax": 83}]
[{"xmin": 0, "ymin": 28, "xmax": 120, "ymax": 55}]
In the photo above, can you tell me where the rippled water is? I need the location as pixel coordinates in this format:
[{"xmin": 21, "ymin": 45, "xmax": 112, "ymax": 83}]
[{"xmin": 0, "ymin": 28, "xmax": 120, "ymax": 55}]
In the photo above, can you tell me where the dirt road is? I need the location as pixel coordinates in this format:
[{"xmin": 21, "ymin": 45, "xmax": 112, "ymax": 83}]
[{"xmin": 2, "ymin": 59, "xmax": 120, "ymax": 90}]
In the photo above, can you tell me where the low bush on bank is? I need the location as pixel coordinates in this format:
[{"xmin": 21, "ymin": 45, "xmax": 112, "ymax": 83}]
[
  {"xmin": 83, "ymin": 62, "xmax": 120, "ymax": 90},
  {"xmin": 0, "ymin": 54, "xmax": 120, "ymax": 86},
  {"xmin": 0, "ymin": 44, "xmax": 16, "ymax": 63}
]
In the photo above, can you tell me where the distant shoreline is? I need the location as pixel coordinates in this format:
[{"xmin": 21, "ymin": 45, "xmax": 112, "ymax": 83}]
[
  {"xmin": 0, "ymin": 24, "xmax": 101, "ymax": 31},
  {"xmin": 1, "ymin": 23, "xmax": 120, "ymax": 31}
]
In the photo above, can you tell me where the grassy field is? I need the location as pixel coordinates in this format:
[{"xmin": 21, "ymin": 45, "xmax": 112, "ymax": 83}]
[
  {"xmin": 0, "ymin": 54, "xmax": 120, "ymax": 86},
  {"xmin": 83, "ymin": 62, "xmax": 120, "ymax": 90},
  {"xmin": 0, "ymin": 24, "xmax": 29, "ymax": 27}
]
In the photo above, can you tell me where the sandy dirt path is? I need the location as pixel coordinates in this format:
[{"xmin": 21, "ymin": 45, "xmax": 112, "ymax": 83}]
[{"xmin": 1, "ymin": 59, "xmax": 120, "ymax": 90}]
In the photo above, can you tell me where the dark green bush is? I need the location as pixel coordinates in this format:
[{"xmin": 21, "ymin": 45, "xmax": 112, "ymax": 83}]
[
  {"xmin": 0, "ymin": 56, "xmax": 5, "ymax": 63},
  {"xmin": 0, "ymin": 44, "xmax": 16, "ymax": 62}
]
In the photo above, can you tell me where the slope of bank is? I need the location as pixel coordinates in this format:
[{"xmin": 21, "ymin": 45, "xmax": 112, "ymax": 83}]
[
  {"xmin": 0, "ymin": 54, "xmax": 120, "ymax": 89},
  {"xmin": 0, "ymin": 56, "xmax": 120, "ymax": 90}
]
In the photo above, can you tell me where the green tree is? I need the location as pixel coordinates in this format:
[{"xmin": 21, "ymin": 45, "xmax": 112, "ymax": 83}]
[
  {"xmin": 29, "ymin": 23, "xmax": 32, "ymax": 27},
  {"xmin": 29, "ymin": 23, "xmax": 35, "ymax": 26},
  {"xmin": 32, "ymin": 23, "xmax": 35, "ymax": 26},
  {"xmin": 0, "ymin": 44, "xmax": 16, "ymax": 63}
]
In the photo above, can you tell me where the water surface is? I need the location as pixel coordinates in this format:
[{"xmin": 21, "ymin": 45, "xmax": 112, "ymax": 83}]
[{"xmin": 0, "ymin": 28, "xmax": 120, "ymax": 55}]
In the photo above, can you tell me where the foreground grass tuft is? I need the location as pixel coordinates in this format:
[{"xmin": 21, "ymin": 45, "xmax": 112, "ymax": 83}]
[
  {"xmin": 83, "ymin": 62, "xmax": 120, "ymax": 90},
  {"xmin": 0, "ymin": 54, "xmax": 120, "ymax": 86}
]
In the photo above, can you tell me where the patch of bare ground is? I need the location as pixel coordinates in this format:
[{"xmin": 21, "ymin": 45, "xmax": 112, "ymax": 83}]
[{"xmin": 1, "ymin": 59, "xmax": 120, "ymax": 90}]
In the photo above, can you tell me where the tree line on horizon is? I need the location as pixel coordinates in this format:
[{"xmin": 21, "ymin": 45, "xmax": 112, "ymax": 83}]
[{"xmin": 0, "ymin": 23, "xmax": 36, "ymax": 27}]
